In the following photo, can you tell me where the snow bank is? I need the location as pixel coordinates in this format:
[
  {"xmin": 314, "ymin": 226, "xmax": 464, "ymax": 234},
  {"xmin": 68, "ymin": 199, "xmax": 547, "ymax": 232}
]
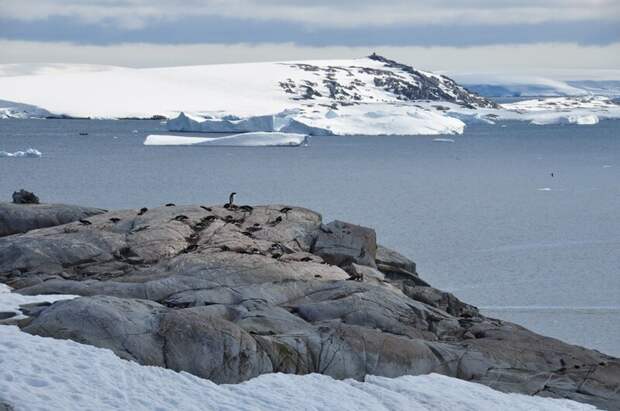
[
  {"xmin": 0, "ymin": 283, "xmax": 75, "ymax": 320},
  {"xmin": 0, "ymin": 148, "xmax": 42, "ymax": 158},
  {"xmin": 144, "ymin": 132, "xmax": 309, "ymax": 147},
  {"xmin": 0, "ymin": 323, "xmax": 594, "ymax": 411}
]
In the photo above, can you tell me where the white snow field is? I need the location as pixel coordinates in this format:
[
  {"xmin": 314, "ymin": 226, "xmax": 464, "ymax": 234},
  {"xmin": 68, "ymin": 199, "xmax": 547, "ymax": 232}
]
[
  {"xmin": 144, "ymin": 132, "xmax": 309, "ymax": 147},
  {"xmin": 0, "ymin": 283, "xmax": 75, "ymax": 319},
  {"xmin": 0, "ymin": 148, "xmax": 43, "ymax": 158}
]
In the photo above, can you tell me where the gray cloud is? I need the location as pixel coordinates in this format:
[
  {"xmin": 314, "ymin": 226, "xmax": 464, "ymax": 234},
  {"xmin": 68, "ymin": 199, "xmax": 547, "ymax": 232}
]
[
  {"xmin": 3, "ymin": 0, "xmax": 620, "ymax": 29},
  {"xmin": 2, "ymin": 40, "xmax": 619, "ymax": 73}
]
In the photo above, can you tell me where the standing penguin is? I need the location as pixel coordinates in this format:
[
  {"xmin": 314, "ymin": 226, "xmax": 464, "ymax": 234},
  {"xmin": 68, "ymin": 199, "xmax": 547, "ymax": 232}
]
[{"xmin": 224, "ymin": 192, "xmax": 237, "ymax": 209}]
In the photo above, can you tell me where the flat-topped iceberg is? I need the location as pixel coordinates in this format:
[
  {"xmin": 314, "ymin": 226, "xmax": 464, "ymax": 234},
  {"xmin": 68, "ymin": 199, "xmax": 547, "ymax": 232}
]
[{"xmin": 144, "ymin": 132, "xmax": 309, "ymax": 147}]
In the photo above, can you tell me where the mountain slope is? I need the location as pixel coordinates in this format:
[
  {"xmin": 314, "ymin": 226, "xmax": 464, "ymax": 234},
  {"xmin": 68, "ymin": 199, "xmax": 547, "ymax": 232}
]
[{"xmin": 0, "ymin": 55, "xmax": 493, "ymax": 121}]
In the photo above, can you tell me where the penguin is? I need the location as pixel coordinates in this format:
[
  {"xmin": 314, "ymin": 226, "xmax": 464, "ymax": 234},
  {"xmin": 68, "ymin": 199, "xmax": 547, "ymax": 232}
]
[
  {"xmin": 280, "ymin": 207, "xmax": 292, "ymax": 213},
  {"xmin": 165, "ymin": 203, "xmax": 176, "ymax": 207},
  {"xmin": 182, "ymin": 244, "xmax": 198, "ymax": 253},
  {"xmin": 200, "ymin": 206, "xmax": 212, "ymax": 212},
  {"xmin": 137, "ymin": 207, "xmax": 148, "ymax": 216},
  {"xmin": 78, "ymin": 219, "xmax": 92, "ymax": 226},
  {"xmin": 109, "ymin": 217, "xmax": 121, "ymax": 223},
  {"xmin": 269, "ymin": 216, "xmax": 283, "ymax": 226},
  {"xmin": 173, "ymin": 215, "xmax": 189, "ymax": 222},
  {"xmin": 224, "ymin": 192, "xmax": 237, "ymax": 209},
  {"xmin": 224, "ymin": 215, "xmax": 234, "ymax": 223},
  {"xmin": 239, "ymin": 205, "xmax": 253, "ymax": 212}
]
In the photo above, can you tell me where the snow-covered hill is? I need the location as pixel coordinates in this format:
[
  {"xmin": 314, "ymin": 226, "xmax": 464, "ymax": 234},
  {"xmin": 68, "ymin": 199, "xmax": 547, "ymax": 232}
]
[
  {"xmin": 0, "ymin": 55, "xmax": 496, "ymax": 135},
  {"xmin": 0, "ymin": 56, "xmax": 619, "ymax": 135}
]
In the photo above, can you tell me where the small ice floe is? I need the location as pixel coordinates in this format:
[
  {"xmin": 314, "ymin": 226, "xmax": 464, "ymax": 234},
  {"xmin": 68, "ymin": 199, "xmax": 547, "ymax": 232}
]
[
  {"xmin": 132, "ymin": 129, "xmax": 139, "ymax": 133},
  {"xmin": 432, "ymin": 138, "xmax": 455, "ymax": 143},
  {"xmin": 0, "ymin": 148, "xmax": 42, "ymax": 158},
  {"xmin": 603, "ymin": 165, "xmax": 613, "ymax": 168},
  {"xmin": 144, "ymin": 132, "xmax": 309, "ymax": 147},
  {"xmin": 537, "ymin": 187, "xmax": 552, "ymax": 191}
]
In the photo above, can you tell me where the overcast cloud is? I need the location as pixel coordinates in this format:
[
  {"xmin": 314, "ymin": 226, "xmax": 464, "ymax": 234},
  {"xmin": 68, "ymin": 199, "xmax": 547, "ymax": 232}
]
[
  {"xmin": 3, "ymin": 0, "xmax": 620, "ymax": 28},
  {"xmin": 0, "ymin": 1, "xmax": 618, "ymax": 71}
]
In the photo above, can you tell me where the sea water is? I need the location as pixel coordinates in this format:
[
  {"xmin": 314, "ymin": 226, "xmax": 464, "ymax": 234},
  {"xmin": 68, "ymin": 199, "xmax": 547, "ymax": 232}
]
[{"xmin": 1, "ymin": 118, "xmax": 618, "ymax": 356}]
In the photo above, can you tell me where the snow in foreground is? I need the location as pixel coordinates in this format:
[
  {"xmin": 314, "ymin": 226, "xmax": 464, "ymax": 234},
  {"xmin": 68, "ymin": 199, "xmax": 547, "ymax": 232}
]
[
  {"xmin": 0, "ymin": 325, "xmax": 595, "ymax": 411},
  {"xmin": 0, "ymin": 285, "xmax": 596, "ymax": 411},
  {"xmin": 0, "ymin": 283, "xmax": 75, "ymax": 319},
  {"xmin": 0, "ymin": 148, "xmax": 42, "ymax": 158},
  {"xmin": 144, "ymin": 132, "xmax": 309, "ymax": 147}
]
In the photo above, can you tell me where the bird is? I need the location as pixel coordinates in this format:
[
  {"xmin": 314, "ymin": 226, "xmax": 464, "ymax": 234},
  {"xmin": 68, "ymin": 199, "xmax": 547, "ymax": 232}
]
[
  {"xmin": 200, "ymin": 206, "xmax": 212, "ymax": 212},
  {"xmin": 137, "ymin": 207, "xmax": 148, "ymax": 216},
  {"xmin": 269, "ymin": 216, "xmax": 283, "ymax": 226},
  {"xmin": 224, "ymin": 192, "xmax": 237, "ymax": 209},
  {"xmin": 239, "ymin": 205, "xmax": 253, "ymax": 212},
  {"xmin": 280, "ymin": 207, "xmax": 292, "ymax": 213},
  {"xmin": 224, "ymin": 215, "xmax": 234, "ymax": 223},
  {"xmin": 78, "ymin": 219, "xmax": 92, "ymax": 226},
  {"xmin": 550, "ymin": 172, "xmax": 554, "ymax": 177},
  {"xmin": 109, "ymin": 217, "xmax": 121, "ymax": 223},
  {"xmin": 173, "ymin": 215, "xmax": 189, "ymax": 222},
  {"xmin": 165, "ymin": 203, "xmax": 176, "ymax": 207},
  {"xmin": 182, "ymin": 244, "xmax": 198, "ymax": 253}
]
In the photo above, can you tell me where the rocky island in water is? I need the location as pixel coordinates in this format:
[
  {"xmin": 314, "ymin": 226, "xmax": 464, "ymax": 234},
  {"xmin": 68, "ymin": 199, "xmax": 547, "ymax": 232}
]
[{"xmin": 0, "ymin": 193, "xmax": 618, "ymax": 410}]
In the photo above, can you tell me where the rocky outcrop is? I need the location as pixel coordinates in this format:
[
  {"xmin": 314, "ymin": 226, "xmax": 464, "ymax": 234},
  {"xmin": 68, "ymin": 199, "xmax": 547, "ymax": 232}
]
[
  {"xmin": 1, "ymin": 203, "xmax": 618, "ymax": 410},
  {"xmin": 0, "ymin": 202, "xmax": 105, "ymax": 237},
  {"xmin": 11, "ymin": 190, "xmax": 39, "ymax": 204}
]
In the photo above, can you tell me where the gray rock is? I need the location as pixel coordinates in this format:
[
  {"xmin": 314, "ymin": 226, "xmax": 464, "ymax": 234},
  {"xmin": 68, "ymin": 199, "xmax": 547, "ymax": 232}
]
[
  {"xmin": 1, "ymin": 202, "xmax": 618, "ymax": 410},
  {"xmin": 12, "ymin": 189, "xmax": 39, "ymax": 204},
  {"xmin": 0, "ymin": 202, "xmax": 105, "ymax": 237},
  {"xmin": 376, "ymin": 244, "xmax": 417, "ymax": 274},
  {"xmin": 312, "ymin": 220, "xmax": 377, "ymax": 268}
]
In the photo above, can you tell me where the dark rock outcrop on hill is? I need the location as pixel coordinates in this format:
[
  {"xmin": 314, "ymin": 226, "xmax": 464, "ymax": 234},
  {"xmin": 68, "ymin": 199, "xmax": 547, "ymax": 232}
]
[
  {"xmin": 0, "ymin": 202, "xmax": 105, "ymax": 237},
  {"xmin": 0, "ymin": 202, "xmax": 618, "ymax": 410},
  {"xmin": 12, "ymin": 189, "xmax": 39, "ymax": 205}
]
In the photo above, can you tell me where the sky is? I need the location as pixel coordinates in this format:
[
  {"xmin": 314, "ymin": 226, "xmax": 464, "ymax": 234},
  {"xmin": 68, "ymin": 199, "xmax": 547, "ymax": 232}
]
[{"xmin": 1, "ymin": 0, "xmax": 619, "ymax": 73}]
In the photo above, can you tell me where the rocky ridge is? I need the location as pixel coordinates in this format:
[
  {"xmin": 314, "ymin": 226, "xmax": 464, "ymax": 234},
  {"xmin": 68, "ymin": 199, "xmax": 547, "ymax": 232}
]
[{"xmin": 0, "ymin": 201, "xmax": 618, "ymax": 410}]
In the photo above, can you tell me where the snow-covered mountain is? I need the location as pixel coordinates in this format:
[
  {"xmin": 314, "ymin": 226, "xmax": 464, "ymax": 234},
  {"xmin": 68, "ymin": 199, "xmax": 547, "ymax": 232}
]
[
  {"xmin": 0, "ymin": 55, "xmax": 497, "ymax": 135},
  {"xmin": 0, "ymin": 55, "xmax": 619, "ymax": 135}
]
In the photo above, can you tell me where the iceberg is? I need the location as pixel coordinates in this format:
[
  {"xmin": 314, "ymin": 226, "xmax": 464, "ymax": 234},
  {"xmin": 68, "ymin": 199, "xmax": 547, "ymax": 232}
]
[
  {"xmin": 0, "ymin": 148, "xmax": 42, "ymax": 158},
  {"xmin": 144, "ymin": 132, "xmax": 309, "ymax": 147},
  {"xmin": 167, "ymin": 105, "xmax": 466, "ymax": 137}
]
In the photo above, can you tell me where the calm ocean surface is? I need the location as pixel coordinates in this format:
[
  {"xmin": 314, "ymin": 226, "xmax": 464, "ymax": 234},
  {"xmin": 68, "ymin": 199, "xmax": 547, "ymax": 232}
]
[{"xmin": 1, "ymin": 118, "xmax": 619, "ymax": 356}]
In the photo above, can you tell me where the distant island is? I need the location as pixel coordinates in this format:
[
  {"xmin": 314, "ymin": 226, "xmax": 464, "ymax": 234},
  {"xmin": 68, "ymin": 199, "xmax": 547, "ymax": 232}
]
[{"xmin": 1, "ymin": 55, "xmax": 619, "ymax": 135}]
